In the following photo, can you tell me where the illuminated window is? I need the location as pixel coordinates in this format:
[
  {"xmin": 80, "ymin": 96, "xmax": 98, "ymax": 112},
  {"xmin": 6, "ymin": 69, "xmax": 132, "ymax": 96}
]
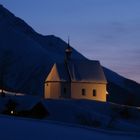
[
  {"xmin": 82, "ymin": 89, "xmax": 86, "ymax": 96},
  {"xmin": 93, "ymin": 89, "xmax": 96, "ymax": 96}
]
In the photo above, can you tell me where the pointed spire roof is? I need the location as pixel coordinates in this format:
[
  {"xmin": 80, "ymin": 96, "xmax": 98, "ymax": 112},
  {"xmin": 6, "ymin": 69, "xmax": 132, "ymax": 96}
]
[
  {"xmin": 65, "ymin": 36, "xmax": 72, "ymax": 61},
  {"xmin": 65, "ymin": 36, "xmax": 72, "ymax": 53}
]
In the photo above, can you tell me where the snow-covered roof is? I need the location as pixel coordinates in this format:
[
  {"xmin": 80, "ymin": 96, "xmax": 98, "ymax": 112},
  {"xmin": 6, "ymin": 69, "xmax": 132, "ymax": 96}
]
[
  {"xmin": 68, "ymin": 60, "xmax": 107, "ymax": 83},
  {"xmin": 13, "ymin": 95, "xmax": 42, "ymax": 111},
  {"xmin": 0, "ymin": 95, "xmax": 42, "ymax": 112},
  {"xmin": 46, "ymin": 60, "xmax": 107, "ymax": 84}
]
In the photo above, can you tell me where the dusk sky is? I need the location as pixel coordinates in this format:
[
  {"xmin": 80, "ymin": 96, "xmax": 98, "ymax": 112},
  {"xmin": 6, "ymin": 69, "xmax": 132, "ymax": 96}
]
[{"xmin": 0, "ymin": 0, "xmax": 140, "ymax": 83}]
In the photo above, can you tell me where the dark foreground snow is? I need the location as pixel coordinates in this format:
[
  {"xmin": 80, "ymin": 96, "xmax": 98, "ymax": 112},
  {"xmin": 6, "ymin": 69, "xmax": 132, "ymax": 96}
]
[{"xmin": 0, "ymin": 115, "xmax": 139, "ymax": 140}]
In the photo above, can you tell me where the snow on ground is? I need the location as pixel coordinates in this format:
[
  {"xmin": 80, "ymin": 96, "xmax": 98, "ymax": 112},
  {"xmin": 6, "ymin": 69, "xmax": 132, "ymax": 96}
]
[
  {"xmin": 1, "ymin": 95, "xmax": 140, "ymax": 132},
  {"xmin": 43, "ymin": 99, "xmax": 140, "ymax": 131},
  {"xmin": 0, "ymin": 115, "xmax": 140, "ymax": 140}
]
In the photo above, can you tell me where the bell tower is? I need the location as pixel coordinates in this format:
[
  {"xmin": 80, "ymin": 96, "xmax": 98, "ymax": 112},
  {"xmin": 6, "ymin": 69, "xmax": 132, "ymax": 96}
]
[{"xmin": 65, "ymin": 37, "xmax": 72, "ymax": 61}]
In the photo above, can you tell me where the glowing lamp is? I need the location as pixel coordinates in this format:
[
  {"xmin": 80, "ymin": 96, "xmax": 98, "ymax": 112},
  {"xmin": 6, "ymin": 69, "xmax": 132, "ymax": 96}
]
[{"xmin": 10, "ymin": 110, "xmax": 14, "ymax": 114}]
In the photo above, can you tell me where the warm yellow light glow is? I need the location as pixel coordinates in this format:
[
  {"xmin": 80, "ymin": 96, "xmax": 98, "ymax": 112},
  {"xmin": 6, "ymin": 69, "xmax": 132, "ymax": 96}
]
[{"xmin": 11, "ymin": 110, "xmax": 14, "ymax": 114}]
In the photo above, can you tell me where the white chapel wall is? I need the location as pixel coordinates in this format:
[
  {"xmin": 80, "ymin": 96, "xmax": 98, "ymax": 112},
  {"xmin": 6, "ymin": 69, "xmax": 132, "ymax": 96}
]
[{"xmin": 71, "ymin": 82, "xmax": 106, "ymax": 101}]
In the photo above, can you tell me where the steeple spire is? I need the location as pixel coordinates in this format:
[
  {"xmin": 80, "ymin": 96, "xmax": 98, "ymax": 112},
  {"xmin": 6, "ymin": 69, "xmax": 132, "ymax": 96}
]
[
  {"xmin": 68, "ymin": 36, "xmax": 70, "ymax": 47},
  {"xmin": 65, "ymin": 36, "xmax": 72, "ymax": 61}
]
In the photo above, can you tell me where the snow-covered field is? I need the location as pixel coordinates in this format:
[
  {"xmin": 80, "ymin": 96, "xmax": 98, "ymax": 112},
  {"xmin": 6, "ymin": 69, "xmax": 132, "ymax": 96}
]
[
  {"xmin": 0, "ymin": 115, "xmax": 140, "ymax": 140},
  {"xmin": 1, "ymin": 95, "xmax": 140, "ymax": 133}
]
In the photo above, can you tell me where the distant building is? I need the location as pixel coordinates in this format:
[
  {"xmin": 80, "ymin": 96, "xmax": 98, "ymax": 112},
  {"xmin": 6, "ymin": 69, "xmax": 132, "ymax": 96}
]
[
  {"xmin": 44, "ymin": 44, "xmax": 107, "ymax": 101},
  {"xmin": 2, "ymin": 96, "xmax": 49, "ymax": 119}
]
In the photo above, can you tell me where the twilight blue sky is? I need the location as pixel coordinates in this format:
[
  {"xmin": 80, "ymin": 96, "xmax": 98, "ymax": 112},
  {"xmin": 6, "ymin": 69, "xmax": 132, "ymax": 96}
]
[{"xmin": 0, "ymin": 0, "xmax": 140, "ymax": 83}]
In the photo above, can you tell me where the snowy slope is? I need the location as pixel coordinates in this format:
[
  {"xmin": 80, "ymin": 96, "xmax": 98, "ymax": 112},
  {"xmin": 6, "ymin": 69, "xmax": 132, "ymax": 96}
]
[
  {"xmin": 0, "ymin": 4, "xmax": 140, "ymax": 105},
  {"xmin": 103, "ymin": 67, "xmax": 140, "ymax": 106},
  {"xmin": 0, "ymin": 115, "xmax": 139, "ymax": 140},
  {"xmin": 43, "ymin": 99, "xmax": 140, "ymax": 132},
  {"xmin": 1, "ymin": 95, "xmax": 140, "ymax": 132},
  {"xmin": 0, "ymin": 20, "xmax": 54, "ymax": 96}
]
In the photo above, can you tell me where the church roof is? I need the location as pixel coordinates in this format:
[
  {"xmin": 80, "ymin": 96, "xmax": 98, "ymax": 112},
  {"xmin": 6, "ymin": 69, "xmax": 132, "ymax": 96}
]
[
  {"xmin": 46, "ymin": 59, "xmax": 107, "ymax": 84},
  {"xmin": 67, "ymin": 60, "xmax": 107, "ymax": 83},
  {"xmin": 46, "ymin": 63, "xmax": 70, "ymax": 82}
]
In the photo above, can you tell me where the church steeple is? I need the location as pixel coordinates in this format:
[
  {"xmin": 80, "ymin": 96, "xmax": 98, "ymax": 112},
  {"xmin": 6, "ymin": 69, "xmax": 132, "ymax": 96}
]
[{"xmin": 65, "ymin": 37, "xmax": 72, "ymax": 61}]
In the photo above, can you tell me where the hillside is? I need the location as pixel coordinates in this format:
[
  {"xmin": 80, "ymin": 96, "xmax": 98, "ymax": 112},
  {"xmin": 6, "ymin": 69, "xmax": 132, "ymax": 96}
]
[
  {"xmin": 0, "ymin": 4, "xmax": 140, "ymax": 106},
  {"xmin": 1, "ymin": 95, "xmax": 140, "ymax": 134}
]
